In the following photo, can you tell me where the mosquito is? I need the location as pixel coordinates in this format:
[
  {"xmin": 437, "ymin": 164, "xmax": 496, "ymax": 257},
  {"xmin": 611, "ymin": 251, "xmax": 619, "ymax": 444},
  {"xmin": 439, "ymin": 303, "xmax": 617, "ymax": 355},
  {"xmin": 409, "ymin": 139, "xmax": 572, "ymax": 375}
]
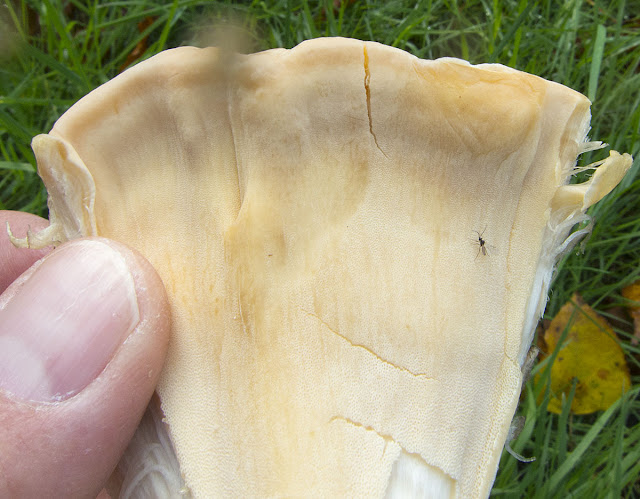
[{"xmin": 473, "ymin": 226, "xmax": 489, "ymax": 259}]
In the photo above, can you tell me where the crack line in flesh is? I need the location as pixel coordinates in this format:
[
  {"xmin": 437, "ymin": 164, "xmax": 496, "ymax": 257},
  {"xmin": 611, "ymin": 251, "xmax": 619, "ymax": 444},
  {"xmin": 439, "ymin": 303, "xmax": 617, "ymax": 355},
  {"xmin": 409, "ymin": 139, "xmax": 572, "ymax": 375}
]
[
  {"xmin": 363, "ymin": 44, "xmax": 389, "ymax": 159},
  {"xmin": 301, "ymin": 309, "xmax": 434, "ymax": 380},
  {"xmin": 330, "ymin": 417, "xmax": 455, "ymax": 491},
  {"xmin": 330, "ymin": 415, "xmax": 398, "ymax": 445}
]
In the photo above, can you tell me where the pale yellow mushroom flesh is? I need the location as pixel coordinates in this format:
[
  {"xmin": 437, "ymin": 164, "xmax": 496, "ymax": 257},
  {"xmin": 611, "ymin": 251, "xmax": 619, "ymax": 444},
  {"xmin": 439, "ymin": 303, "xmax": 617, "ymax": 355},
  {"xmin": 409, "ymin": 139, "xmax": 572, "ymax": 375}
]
[{"xmin": 11, "ymin": 38, "xmax": 632, "ymax": 497}]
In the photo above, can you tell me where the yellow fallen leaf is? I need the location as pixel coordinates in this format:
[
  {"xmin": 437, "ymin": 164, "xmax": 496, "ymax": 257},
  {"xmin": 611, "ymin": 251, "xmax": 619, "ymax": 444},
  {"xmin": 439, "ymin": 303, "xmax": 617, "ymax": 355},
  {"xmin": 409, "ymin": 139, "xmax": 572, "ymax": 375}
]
[
  {"xmin": 621, "ymin": 280, "xmax": 640, "ymax": 344},
  {"xmin": 543, "ymin": 294, "xmax": 630, "ymax": 414}
]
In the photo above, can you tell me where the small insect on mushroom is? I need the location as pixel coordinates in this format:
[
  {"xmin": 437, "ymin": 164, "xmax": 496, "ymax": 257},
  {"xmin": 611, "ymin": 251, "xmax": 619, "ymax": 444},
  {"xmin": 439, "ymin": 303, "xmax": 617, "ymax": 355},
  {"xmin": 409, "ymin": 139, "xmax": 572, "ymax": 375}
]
[{"xmin": 473, "ymin": 227, "xmax": 489, "ymax": 259}]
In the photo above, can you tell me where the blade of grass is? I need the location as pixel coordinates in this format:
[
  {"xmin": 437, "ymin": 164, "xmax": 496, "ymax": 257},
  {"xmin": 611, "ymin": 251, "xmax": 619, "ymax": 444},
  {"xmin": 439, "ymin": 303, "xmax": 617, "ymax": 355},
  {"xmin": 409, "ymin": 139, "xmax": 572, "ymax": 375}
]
[
  {"xmin": 0, "ymin": 161, "xmax": 35, "ymax": 172},
  {"xmin": 588, "ymin": 24, "xmax": 607, "ymax": 102},
  {"xmin": 488, "ymin": 1, "xmax": 535, "ymax": 63},
  {"xmin": 548, "ymin": 385, "xmax": 640, "ymax": 492}
]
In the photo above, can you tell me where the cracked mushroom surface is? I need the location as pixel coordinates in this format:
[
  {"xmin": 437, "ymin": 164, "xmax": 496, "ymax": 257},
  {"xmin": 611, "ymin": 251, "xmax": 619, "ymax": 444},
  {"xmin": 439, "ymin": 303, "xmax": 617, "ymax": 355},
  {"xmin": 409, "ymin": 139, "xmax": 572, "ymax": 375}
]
[{"xmin": 17, "ymin": 38, "xmax": 631, "ymax": 497}]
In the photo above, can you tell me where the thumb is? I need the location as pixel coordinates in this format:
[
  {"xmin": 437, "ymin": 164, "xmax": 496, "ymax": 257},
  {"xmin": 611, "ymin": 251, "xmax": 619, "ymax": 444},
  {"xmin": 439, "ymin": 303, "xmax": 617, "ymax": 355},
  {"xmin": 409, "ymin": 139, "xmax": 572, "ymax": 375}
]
[{"xmin": 0, "ymin": 238, "xmax": 170, "ymax": 498}]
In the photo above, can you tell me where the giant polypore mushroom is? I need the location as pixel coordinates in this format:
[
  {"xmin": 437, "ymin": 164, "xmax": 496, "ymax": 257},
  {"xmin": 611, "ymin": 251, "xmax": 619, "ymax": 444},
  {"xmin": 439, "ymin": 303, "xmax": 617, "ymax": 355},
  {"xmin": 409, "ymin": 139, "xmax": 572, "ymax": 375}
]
[{"xmin": 11, "ymin": 37, "xmax": 632, "ymax": 497}]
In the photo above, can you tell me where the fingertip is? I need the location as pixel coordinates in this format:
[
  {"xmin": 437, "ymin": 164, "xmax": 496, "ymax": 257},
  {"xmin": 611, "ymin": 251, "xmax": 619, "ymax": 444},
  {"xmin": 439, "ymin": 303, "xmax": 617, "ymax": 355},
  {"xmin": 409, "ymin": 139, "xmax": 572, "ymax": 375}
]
[{"xmin": 0, "ymin": 237, "xmax": 170, "ymax": 497}]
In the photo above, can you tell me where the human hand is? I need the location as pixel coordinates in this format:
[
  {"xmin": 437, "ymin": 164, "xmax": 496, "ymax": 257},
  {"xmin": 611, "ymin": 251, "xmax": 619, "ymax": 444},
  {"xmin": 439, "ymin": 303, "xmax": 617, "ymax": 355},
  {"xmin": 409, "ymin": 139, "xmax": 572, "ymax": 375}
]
[{"xmin": 0, "ymin": 211, "xmax": 170, "ymax": 497}]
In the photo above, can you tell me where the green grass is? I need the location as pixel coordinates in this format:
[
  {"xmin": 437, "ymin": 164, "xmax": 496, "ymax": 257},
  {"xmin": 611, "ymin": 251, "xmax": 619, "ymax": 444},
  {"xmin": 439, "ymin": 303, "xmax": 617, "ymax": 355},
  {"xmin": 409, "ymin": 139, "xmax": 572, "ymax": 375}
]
[{"xmin": 1, "ymin": 0, "xmax": 639, "ymax": 496}]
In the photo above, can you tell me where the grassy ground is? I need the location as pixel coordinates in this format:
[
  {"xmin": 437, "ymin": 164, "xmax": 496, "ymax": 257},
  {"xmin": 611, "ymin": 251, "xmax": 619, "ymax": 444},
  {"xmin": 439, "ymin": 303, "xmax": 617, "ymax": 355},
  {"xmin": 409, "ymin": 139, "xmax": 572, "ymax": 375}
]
[{"xmin": 1, "ymin": 0, "xmax": 639, "ymax": 497}]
